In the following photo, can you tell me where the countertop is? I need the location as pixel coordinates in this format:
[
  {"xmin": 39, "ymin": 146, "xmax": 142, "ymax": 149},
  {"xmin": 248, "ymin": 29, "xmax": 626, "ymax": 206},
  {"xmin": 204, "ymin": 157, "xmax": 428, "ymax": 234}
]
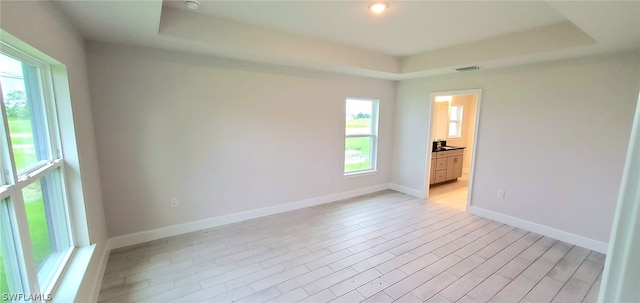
[{"xmin": 433, "ymin": 146, "xmax": 465, "ymax": 152}]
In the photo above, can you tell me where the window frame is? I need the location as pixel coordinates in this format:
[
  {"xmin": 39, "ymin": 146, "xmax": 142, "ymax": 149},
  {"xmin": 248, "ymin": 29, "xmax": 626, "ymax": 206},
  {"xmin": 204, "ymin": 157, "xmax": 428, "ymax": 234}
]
[
  {"xmin": 448, "ymin": 104, "xmax": 464, "ymax": 138},
  {"xmin": 344, "ymin": 98, "xmax": 379, "ymax": 176},
  {"xmin": 0, "ymin": 42, "xmax": 74, "ymax": 297}
]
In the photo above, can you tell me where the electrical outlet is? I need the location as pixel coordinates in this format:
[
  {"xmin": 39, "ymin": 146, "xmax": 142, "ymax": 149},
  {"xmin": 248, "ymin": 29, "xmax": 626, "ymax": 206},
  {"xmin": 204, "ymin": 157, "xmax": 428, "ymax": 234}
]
[
  {"xmin": 171, "ymin": 198, "xmax": 178, "ymax": 207},
  {"xmin": 497, "ymin": 190, "xmax": 505, "ymax": 199}
]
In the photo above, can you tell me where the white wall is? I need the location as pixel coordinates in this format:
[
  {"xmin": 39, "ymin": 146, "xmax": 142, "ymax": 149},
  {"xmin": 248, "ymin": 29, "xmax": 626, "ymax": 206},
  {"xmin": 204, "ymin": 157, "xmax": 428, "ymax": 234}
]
[
  {"xmin": 0, "ymin": 1, "xmax": 107, "ymax": 301},
  {"xmin": 431, "ymin": 102, "xmax": 449, "ymax": 141},
  {"xmin": 86, "ymin": 42, "xmax": 396, "ymax": 238},
  {"xmin": 392, "ymin": 52, "xmax": 640, "ymax": 246}
]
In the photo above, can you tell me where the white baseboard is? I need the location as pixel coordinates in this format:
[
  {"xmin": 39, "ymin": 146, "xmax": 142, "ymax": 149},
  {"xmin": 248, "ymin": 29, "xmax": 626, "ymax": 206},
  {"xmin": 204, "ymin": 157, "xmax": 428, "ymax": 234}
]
[
  {"xmin": 389, "ymin": 183, "xmax": 423, "ymax": 198},
  {"xmin": 468, "ymin": 206, "xmax": 608, "ymax": 253},
  {"xmin": 108, "ymin": 183, "xmax": 390, "ymax": 249}
]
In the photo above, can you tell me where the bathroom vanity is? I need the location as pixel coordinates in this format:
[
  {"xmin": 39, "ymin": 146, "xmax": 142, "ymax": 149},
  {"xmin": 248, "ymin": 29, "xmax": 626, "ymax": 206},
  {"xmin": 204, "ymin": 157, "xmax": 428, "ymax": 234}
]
[{"xmin": 430, "ymin": 146, "xmax": 464, "ymax": 185}]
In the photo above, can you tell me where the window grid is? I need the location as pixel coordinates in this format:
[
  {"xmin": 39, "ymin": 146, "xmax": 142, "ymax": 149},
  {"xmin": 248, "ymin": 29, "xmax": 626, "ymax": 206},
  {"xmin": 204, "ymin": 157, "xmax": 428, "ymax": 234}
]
[{"xmin": 0, "ymin": 43, "xmax": 73, "ymax": 297}]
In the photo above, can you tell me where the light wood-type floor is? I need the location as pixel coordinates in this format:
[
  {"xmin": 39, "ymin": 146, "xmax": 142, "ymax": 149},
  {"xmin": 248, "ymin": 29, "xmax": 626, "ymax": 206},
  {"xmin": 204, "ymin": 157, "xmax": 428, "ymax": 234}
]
[{"xmin": 99, "ymin": 177, "xmax": 604, "ymax": 303}]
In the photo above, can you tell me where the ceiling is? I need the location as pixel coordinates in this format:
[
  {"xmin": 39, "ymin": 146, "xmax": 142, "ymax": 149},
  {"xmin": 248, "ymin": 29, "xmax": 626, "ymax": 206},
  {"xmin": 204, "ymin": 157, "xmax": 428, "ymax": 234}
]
[
  {"xmin": 163, "ymin": 1, "xmax": 567, "ymax": 57},
  {"xmin": 53, "ymin": 0, "xmax": 640, "ymax": 80}
]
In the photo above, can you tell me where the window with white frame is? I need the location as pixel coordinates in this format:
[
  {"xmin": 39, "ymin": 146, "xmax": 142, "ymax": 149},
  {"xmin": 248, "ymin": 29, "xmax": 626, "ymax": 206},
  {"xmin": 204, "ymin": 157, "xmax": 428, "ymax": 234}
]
[
  {"xmin": 448, "ymin": 104, "xmax": 463, "ymax": 138},
  {"xmin": 0, "ymin": 45, "xmax": 72, "ymax": 297},
  {"xmin": 344, "ymin": 98, "xmax": 378, "ymax": 174}
]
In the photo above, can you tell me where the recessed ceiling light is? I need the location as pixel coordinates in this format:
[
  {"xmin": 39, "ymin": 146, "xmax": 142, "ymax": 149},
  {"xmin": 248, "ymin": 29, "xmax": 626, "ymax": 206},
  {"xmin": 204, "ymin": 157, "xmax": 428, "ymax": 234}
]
[{"xmin": 369, "ymin": 2, "xmax": 389, "ymax": 14}]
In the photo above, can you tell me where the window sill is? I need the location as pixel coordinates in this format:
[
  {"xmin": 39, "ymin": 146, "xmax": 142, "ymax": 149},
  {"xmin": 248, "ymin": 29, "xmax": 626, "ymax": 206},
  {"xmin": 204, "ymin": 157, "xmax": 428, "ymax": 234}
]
[
  {"xmin": 51, "ymin": 244, "xmax": 95, "ymax": 303},
  {"xmin": 344, "ymin": 170, "xmax": 378, "ymax": 178}
]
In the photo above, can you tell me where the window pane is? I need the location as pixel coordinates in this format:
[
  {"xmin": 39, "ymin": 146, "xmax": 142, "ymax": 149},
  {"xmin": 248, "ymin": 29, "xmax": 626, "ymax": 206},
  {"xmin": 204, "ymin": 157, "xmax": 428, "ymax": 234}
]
[
  {"xmin": 22, "ymin": 169, "xmax": 70, "ymax": 289},
  {"xmin": 0, "ymin": 251, "xmax": 6, "ymax": 296},
  {"xmin": 449, "ymin": 122, "xmax": 459, "ymax": 137},
  {"xmin": 1, "ymin": 199, "xmax": 25, "ymax": 295},
  {"xmin": 23, "ymin": 180, "xmax": 52, "ymax": 270},
  {"xmin": 345, "ymin": 137, "xmax": 372, "ymax": 172},
  {"xmin": 345, "ymin": 99, "xmax": 372, "ymax": 135},
  {"xmin": 450, "ymin": 106, "xmax": 458, "ymax": 120},
  {"xmin": 0, "ymin": 53, "xmax": 51, "ymax": 173}
]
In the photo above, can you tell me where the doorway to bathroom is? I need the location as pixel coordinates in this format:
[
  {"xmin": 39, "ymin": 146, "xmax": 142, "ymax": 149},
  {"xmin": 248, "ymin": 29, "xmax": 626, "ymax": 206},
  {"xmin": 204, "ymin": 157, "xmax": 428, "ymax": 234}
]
[{"xmin": 423, "ymin": 89, "xmax": 482, "ymax": 211}]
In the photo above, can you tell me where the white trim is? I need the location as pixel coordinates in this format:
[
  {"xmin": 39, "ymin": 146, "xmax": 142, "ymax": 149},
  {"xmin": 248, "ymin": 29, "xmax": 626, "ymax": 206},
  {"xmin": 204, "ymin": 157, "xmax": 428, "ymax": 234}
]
[
  {"xmin": 345, "ymin": 134, "xmax": 374, "ymax": 138},
  {"xmin": 344, "ymin": 170, "xmax": 377, "ymax": 178},
  {"xmin": 51, "ymin": 244, "xmax": 95, "ymax": 303},
  {"xmin": 42, "ymin": 247, "xmax": 73, "ymax": 296},
  {"xmin": 389, "ymin": 183, "xmax": 422, "ymax": 198},
  {"xmin": 468, "ymin": 206, "xmax": 608, "ymax": 253},
  {"xmin": 423, "ymin": 94, "xmax": 436, "ymax": 196},
  {"xmin": 88, "ymin": 243, "xmax": 110, "ymax": 303},
  {"xmin": 108, "ymin": 184, "xmax": 390, "ymax": 249},
  {"xmin": 466, "ymin": 92, "xmax": 482, "ymax": 212},
  {"xmin": 17, "ymin": 159, "xmax": 61, "ymax": 186},
  {"xmin": 598, "ymin": 90, "xmax": 640, "ymax": 302}
]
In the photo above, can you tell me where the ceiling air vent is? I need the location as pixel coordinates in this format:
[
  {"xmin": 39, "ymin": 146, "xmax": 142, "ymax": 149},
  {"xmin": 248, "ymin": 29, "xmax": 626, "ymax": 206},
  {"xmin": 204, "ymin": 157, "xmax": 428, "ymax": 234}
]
[{"xmin": 455, "ymin": 66, "xmax": 480, "ymax": 72}]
